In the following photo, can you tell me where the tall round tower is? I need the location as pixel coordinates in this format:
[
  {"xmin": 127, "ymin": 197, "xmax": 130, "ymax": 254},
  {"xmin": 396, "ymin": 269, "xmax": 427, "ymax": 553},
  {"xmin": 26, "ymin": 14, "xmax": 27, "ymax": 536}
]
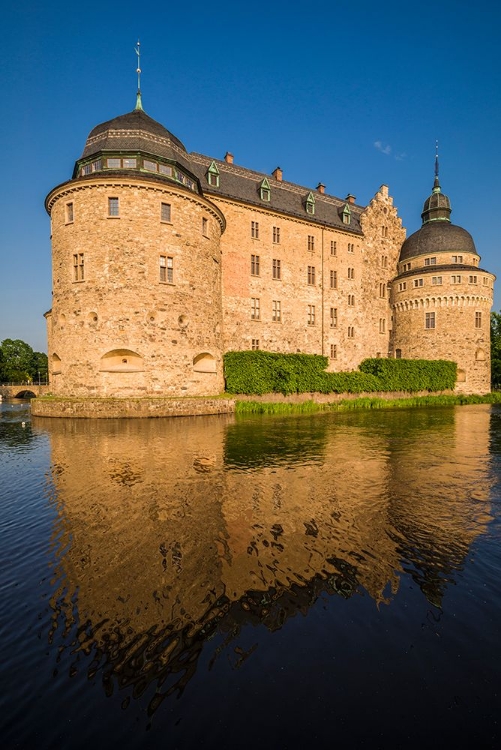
[
  {"xmin": 45, "ymin": 98, "xmax": 225, "ymax": 397},
  {"xmin": 391, "ymin": 160, "xmax": 495, "ymax": 393}
]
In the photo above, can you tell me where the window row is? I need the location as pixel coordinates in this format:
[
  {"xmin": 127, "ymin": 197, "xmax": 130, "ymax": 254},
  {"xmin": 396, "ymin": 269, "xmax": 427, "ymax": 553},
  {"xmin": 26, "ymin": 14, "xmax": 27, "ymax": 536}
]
[
  {"xmin": 79, "ymin": 157, "xmax": 197, "ymax": 190},
  {"xmin": 408, "ymin": 274, "xmax": 482, "ymax": 288},
  {"xmin": 66, "ymin": 200, "xmax": 209, "ymax": 236},
  {"xmin": 249, "ymin": 257, "xmax": 354, "ymax": 285},
  {"xmin": 250, "ymin": 222, "xmax": 354, "ymax": 251},
  {"xmin": 402, "ymin": 255, "xmax": 480, "ymax": 272},
  {"xmin": 424, "ymin": 311, "xmax": 483, "ymax": 329},
  {"xmin": 73, "ymin": 253, "xmax": 176, "ymax": 283},
  {"xmin": 250, "ymin": 301, "xmax": 361, "ymax": 326}
]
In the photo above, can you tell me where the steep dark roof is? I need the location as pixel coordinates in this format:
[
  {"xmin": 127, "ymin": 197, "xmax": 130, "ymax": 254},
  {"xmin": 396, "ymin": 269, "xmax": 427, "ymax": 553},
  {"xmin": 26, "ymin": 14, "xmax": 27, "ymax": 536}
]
[
  {"xmin": 190, "ymin": 154, "xmax": 364, "ymax": 234},
  {"xmin": 81, "ymin": 109, "xmax": 192, "ymax": 170},
  {"xmin": 400, "ymin": 221, "xmax": 477, "ymax": 261}
]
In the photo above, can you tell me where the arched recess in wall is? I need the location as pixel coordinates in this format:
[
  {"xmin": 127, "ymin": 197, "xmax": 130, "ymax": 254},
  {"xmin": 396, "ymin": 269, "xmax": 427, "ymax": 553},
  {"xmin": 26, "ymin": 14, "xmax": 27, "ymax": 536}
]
[
  {"xmin": 476, "ymin": 348, "xmax": 486, "ymax": 361},
  {"xmin": 99, "ymin": 349, "xmax": 144, "ymax": 372},
  {"xmin": 193, "ymin": 352, "xmax": 217, "ymax": 373},
  {"xmin": 457, "ymin": 369, "xmax": 467, "ymax": 382},
  {"xmin": 52, "ymin": 353, "xmax": 62, "ymax": 375}
]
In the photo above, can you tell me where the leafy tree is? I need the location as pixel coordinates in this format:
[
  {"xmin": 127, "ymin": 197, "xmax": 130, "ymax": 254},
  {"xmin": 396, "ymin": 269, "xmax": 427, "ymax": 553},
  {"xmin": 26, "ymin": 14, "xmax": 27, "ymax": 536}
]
[
  {"xmin": 491, "ymin": 312, "xmax": 501, "ymax": 389},
  {"xmin": 0, "ymin": 339, "xmax": 35, "ymax": 382},
  {"xmin": 31, "ymin": 351, "xmax": 48, "ymax": 383}
]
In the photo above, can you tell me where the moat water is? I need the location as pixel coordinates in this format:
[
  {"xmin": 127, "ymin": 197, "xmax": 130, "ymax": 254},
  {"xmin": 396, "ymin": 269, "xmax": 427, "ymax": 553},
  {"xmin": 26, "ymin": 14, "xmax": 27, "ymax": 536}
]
[{"xmin": 1, "ymin": 399, "xmax": 501, "ymax": 749}]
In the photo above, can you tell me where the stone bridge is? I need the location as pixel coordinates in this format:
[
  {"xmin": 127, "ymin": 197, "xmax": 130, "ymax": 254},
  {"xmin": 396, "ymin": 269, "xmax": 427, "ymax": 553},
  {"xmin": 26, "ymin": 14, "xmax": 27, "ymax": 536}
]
[{"xmin": 0, "ymin": 384, "xmax": 50, "ymax": 399}]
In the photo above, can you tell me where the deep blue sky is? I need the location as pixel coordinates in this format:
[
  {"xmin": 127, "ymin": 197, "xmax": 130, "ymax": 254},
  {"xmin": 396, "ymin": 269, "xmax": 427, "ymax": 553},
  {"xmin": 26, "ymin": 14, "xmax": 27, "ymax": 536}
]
[{"xmin": 2, "ymin": 0, "xmax": 500, "ymax": 353}]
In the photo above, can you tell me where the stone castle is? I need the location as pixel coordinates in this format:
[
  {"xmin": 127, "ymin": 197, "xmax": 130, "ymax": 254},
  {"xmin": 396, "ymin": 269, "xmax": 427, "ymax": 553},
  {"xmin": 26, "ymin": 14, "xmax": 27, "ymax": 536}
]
[{"xmin": 44, "ymin": 95, "xmax": 495, "ymax": 398}]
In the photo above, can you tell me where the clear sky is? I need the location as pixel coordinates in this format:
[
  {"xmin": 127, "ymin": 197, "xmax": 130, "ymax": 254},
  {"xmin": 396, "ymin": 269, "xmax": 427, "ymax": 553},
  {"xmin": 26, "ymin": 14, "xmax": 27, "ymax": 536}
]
[{"xmin": 2, "ymin": 0, "xmax": 500, "ymax": 353}]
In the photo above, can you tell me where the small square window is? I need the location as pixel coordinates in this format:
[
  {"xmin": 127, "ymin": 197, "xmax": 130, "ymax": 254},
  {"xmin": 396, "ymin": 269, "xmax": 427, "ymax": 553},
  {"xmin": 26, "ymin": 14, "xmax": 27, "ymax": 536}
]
[
  {"xmin": 413, "ymin": 278, "xmax": 423, "ymax": 288},
  {"xmin": 251, "ymin": 339, "xmax": 260, "ymax": 350},
  {"xmin": 432, "ymin": 276, "xmax": 442, "ymax": 285}
]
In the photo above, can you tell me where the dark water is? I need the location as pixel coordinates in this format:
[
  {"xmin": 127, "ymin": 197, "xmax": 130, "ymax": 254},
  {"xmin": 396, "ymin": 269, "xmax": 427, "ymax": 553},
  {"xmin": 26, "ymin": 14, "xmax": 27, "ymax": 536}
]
[{"xmin": 1, "ymin": 400, "xmax": 501, "ymax": 749}]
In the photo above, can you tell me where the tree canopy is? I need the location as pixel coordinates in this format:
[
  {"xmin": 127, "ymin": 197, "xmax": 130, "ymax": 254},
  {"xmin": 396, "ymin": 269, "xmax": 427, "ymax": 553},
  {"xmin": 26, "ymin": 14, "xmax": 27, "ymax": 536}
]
[
  {"xmin": 0, "ymin": 339, "xmax": 48, "ymax": 383},
  {"xmin": 491, "ymin": 313, "xmax": 501, "ymax": 389}
]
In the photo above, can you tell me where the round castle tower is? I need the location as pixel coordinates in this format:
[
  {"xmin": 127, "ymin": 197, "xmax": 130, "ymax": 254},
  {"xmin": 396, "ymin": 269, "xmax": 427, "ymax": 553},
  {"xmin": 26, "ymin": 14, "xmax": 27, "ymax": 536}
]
[
  {"xmin": 45, "ymin": 97, "xmax": 225, "ymax": 397},
  {"xmin": 391, "ymin": 164, "xmax": 494, "ymax": 393}
]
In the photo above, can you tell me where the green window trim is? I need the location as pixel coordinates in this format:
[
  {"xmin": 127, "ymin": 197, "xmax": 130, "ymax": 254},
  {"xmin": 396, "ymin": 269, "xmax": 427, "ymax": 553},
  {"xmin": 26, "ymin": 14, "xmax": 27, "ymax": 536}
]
[
  {"xmin": 259, "ymin": 177, "xmax": 271, "ymax": 202},
  {"xmin": 305, "ymin": 191, "xmax": 315, "ymax": 215},
  {"xmin": 207, "ymin": 160, "xmax": 220, "ymax": 187}
]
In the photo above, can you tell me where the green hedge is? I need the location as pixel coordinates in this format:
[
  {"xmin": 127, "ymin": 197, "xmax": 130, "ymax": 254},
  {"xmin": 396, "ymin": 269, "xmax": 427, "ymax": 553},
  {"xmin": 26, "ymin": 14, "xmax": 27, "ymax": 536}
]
[{"xmin": 223, "ymin": 351, "xmax": 457, "ymax": 396}]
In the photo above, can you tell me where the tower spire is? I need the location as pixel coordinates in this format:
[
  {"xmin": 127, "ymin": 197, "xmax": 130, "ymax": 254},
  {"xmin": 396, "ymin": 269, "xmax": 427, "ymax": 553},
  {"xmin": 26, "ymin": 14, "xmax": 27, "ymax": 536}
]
[
  {"xmin": 134, "ymin": 40, "xmax": 143, "ymax": 111},
  {"xmin": 433, "ymin": 140, "xmax": 440, "ymax": 191}
]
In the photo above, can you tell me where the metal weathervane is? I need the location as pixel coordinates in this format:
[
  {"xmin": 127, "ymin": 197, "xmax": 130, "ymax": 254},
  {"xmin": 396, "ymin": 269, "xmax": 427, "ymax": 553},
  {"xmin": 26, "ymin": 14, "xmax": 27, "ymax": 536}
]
[{"xmin": 134, "ymin": 40, "xmax": 143, "ymax": 110}]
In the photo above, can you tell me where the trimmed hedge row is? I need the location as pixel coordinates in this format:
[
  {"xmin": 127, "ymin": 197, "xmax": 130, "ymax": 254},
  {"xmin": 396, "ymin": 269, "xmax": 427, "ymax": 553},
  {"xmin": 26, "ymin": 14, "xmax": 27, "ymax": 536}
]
[{"xmin": 223, "ymin": 351, "xmax": 457, "ymax": 396}]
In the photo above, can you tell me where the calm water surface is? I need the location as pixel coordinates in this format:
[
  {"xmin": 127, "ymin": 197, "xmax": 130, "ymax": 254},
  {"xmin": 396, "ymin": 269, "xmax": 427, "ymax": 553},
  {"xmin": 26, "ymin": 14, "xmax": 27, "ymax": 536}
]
[{"xmin": 1, "ymin": 400, "xmax": 501, "ymax": 749}]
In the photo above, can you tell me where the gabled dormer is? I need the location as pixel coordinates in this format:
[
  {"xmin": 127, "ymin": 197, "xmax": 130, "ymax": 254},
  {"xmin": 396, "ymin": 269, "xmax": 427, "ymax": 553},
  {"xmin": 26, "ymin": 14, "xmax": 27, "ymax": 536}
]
[
  {"xmin": 207, "ymin": 160, "xmax": 220, "ymax": 188},
  {"xmin": 259, "ymin": 177, "xmax": 271, "ymax": 201}
]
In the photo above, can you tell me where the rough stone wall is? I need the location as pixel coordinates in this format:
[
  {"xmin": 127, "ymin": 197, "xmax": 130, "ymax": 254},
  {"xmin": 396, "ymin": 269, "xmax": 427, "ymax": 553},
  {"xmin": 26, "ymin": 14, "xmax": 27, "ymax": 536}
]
[
  {"xmin": 209, "ymin": 185, "xmax": 404, "ymax": 371},
  {"xmin": 46, "ymin": 178, "xmax": 225, "ymax": 397},
  {"xmin": 359, "ymin": 186, "xmax": 406, "ymax": 360},
  {"xmin": 391, "ymin": 261, "xmax": 494, "ymax": 393}
]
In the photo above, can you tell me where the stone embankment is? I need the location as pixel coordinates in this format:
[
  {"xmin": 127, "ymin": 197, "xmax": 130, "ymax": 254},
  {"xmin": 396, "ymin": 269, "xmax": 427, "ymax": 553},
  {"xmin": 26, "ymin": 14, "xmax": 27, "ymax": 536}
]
[{"xmin": 30, "ymin": 390, "xmax": 455, "ymax": 419}]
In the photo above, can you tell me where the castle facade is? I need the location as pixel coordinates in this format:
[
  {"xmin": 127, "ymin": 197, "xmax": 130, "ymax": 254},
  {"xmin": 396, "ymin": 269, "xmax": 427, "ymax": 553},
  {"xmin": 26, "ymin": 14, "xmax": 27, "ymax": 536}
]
[{"xmin": 44, "ymin": 99, "xmax": 494, "ymax": 397}]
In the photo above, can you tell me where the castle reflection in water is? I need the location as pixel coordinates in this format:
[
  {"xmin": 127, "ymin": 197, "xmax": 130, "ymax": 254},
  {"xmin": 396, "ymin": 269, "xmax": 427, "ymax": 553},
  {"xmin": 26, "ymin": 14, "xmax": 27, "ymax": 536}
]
[{"xmin": 36, "ymin": 406, "xmax": 493, "ymax": 712}]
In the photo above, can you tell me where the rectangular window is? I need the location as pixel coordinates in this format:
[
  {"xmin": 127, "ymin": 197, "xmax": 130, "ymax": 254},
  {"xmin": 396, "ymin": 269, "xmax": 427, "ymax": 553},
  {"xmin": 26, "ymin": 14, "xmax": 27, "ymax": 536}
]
[
  {"xmin": 404, "ymin": 262, "xmax": 411, "ymax": 272},
  {"xmin": 161, "ymin": 202, "xmax": 171, "ymax": 222},
  {"xmin": 379, "ymin": 318, "xmax": 386, "ymax": 333},
  {"xmin": 106, "ymin": 158, "xmax": 121, "ymax": 168},
  {"xmin": 143, "ymin": 159, "xmax": 158, "ymax": 172},
  {"xmin": 159, "ymin": 164, "xmax": 173, "ymax": 176},
  {"xmin": 452, "ymin": 255, "xmax": 463, "ymax": 264},
  {"xmin": 475, "ymin": 311, "xmax": 482, "ymax": 328},
  {"xmin": 307, "ymin": 305, "xmax": 316, "ymax": 326},
  {"xmin": 483, "ymin": 277, "xmax": 489, "ymax": 286},
  {"xmin": 251, "ymin": 339, "xmax": 260, "ymax": 350},
  {"xmin": 330, "ymin": 240, "xmax": 337, "ymax": 256},
  {"xmin": 330, "ymin": 344, "xmax": 337, "ymax": 359},
  {"xmin": 307, "ymin": 265, "xmax": 316, "ymax": 285},
  {"xmin": 73, "ymin": 253, "xmax": 84, "ymax": 281},
  {"xmin": 108, "ymin": 197, "xmax": 119, "ymax": 217},
  {"xmin": 395, "ymin": 348, "xmax": 402, "ymax": 359},
  {"xmin": 273, "ymin": 226, "xmax": 281, "ymax": 244},
  {"xmin": 432, "ymin": 276, "xmax": 443, "ymax": 285},
  {"xmin": 348, "ymin": 243, "xmax": 354, "ymax": 253},
  {"xmin": 451, "ymin": 275, "xmax": 462, "ymax": 284},
  {"xmin": 413, "ymin": 278, "xmax": 424, "ymax": 287},
  {"xmin": 424, "ymin": 257, "xmax": 437, "ymax": 266},
  {"xmin": 330, "ymin": 270, "xmax": 337, "ymax": 289},
  {"xmin": 330, "ymin": 307, "xmax": 337, "ymax": 327},
  {"xmin": 425, "ymin": 312, "xmax": 436, "ymax": 329},
  {"xmin": 251, "ymin": 297, "xmax": 260, "ymax": 320},
  {"xmin": 381, "ymin": 255, "xmax": 388, "ymax": 268},
  {"xmin": 398, "ymin": 282, "xmax": 407, "ymax": 291},
  {"xmin": 123, "ymin": 158, "xmax": 137, "ymax": 168},
  {"xmin": 66, "ymin": 202, "xmax": 74, "ymax": 223},
  {"xmin": 251, "ymin": 221, "xmax": 260, "ymax": 239},
  {"xmin": 160, "ymin": 255, "xmax": 174, "ymax": 283},
  {"xmin": 202, "ymin": 217, "xmax": 208, "ymax": 236},
  {"xmin": 348, "ymin": 267, "xmax": 354, "ymax": 279},
  {"xmin": 208, "ymin": 172, "xmax": 219, "ymax": 187},
  {"xmin": 379, "ymin": 282, "xmax": 386, "ymax": 297},
  {"xmin": 272, "ymin": 259, "xmax": 281, "ymax": 279},
  {"xmin": 348, "ymin": 294, "xmax": 355, "ymax": 306},
  {"xmin": 272, "ymin": 300, "xmax": 281, "ymax": 322},
  {"xmin": 469, "ymin": 275, "xmax": 478, "ymax": 284},
  {"xmin": 347, "ymin": 326, "xmax": 354, "ymax": 338},
  {"xmin": 308, "ymin": 235, "xmax": 315, "ymax": 252},
  {"xmin": 251, "ymin": 254, "xmax": 260, "ymax": 276}
]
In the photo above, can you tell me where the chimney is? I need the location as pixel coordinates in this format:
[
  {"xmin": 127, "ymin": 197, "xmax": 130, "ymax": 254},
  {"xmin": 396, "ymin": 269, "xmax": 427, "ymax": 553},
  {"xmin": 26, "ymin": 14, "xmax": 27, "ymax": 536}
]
[
  {"xmin": 224, "ymin": 152, "xmax": 234, "ymax": 164},
  {"xmin": 346, "ymin": 193, "xmax": 356, "ymax": 204},
  {"xmin": 316, "ymin": 182, "xmax": 326, "ymax": 194},
  {"xmin": 272, "ymin": 166, "xmax": 283, "ymax": 182}
]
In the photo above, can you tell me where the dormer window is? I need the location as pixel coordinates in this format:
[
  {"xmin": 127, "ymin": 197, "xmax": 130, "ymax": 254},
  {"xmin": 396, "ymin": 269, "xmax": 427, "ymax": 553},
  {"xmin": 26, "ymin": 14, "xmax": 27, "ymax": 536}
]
[
  {"xmin": 305, "ymin": 192, "xmax": 315, "ymax": 215},
  {"xmin": 207, "ymin": 161, "xmax": 220, "ymax": 187},
  {"xmin": 260, "ymin": 177, "xmax": 271, "ymax": 202},
  {"xmin": 341, "ymin": 204, "xmax": 351, "ymax": 225}
]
